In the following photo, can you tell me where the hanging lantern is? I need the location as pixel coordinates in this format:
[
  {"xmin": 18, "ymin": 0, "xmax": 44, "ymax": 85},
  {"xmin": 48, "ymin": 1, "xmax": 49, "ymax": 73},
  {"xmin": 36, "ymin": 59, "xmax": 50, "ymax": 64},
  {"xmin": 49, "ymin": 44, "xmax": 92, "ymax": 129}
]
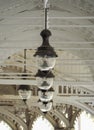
[
  {"xmin": 38, "ymin": 100, "xmax": 53, "ymax": 113},
  {"xmin": 38, "ymin": 87, "xmax": 54, "ymax": 102},
  {"xmin": 33, "ymin": 0, "xmax": 57, "ymax": 113},
  {"xmin": 38, "ymin": 80, "xmax": 52, "ymax": 90},
  {"xmin": 18, "ymin": 85, "xmax": 31, "ymax": 101},
  {"xmin": 35, "ymin": 70, "xmax": 54, "ymax": 90},
  {"xmin": 34, "ymin": 29, "xmax": 57, "ymax": 71}
]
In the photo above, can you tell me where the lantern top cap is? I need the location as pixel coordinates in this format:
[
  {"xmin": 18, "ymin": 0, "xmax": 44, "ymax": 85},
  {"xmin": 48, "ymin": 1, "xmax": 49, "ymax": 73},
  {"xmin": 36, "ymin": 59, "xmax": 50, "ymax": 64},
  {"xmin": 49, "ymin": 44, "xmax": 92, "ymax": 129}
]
[{"xmin": 35, "ymin": 70, "xmax": 55, "ymax": 78}]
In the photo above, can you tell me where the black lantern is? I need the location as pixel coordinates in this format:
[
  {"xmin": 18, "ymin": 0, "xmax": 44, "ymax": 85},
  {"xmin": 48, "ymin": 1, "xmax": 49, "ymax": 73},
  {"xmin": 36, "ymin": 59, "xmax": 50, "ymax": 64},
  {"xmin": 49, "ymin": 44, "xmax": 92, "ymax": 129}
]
[
  {"xmin": 33, "ymin": 0, "xmax": 58, "ymax": 71},
  {"xmin": 38, "ymin": 100, "xmax": 53, "ymax": 113},
  {"xmin": 38, "ymin": 87, "xmax": 54, "ymax": 102},
  {"xmin": 18, "ymin": 49, "xmax": 32, "ymax": 101},
  {"xmin": 34, "ymin": 29, "xmax": 57, "ymax": 71},
  {"xmin": 18, "ymin": 85, "xmax": 31, "ymax": 101},
  {"xmin": 35, "ymin": 70, "xmax": 54, "ymax": 90}
]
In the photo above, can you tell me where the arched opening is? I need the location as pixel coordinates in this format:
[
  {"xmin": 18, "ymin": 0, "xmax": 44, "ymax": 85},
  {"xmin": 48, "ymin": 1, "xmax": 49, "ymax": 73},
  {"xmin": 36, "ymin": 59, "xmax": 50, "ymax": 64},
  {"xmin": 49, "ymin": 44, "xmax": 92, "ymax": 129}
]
[
  {"xmin": 0, "ymin": 120, "xmax": 12, "ymax": 130},
  {"xmin": 74, "ymin": 111, "xmax": 94, "ymax": 130},
  {"xmin": 32, "ymin": 116, "xmax": 54, "ymax": 130}
]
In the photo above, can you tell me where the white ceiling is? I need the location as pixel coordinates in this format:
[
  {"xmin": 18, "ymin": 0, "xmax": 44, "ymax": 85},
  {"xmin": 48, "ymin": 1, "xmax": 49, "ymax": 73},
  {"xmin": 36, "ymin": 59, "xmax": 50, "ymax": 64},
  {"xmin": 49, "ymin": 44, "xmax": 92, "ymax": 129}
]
[{"xmin": 0, "ymin": 1, "xmax": 94, "ymax": 85}]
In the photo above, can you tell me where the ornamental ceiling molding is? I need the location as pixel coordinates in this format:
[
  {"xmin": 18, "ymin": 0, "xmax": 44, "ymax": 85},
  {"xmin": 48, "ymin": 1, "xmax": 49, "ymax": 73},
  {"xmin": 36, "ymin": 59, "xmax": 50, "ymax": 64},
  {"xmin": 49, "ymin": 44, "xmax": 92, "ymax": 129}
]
[
  {"xmin": 0, "ymin": 114, "xmax": 17, "ymax": 130},
  {"xmin": 0, "ymin": 107, "xmax": 27, "ymax": 130}
]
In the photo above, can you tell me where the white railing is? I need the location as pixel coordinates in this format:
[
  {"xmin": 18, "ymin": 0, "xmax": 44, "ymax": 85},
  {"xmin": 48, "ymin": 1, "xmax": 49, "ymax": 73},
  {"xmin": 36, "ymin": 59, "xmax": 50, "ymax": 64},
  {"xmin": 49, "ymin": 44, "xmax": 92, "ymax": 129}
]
[{"xmin": 56, "ymin": 85, "xmax": 94, "ymax": 96}]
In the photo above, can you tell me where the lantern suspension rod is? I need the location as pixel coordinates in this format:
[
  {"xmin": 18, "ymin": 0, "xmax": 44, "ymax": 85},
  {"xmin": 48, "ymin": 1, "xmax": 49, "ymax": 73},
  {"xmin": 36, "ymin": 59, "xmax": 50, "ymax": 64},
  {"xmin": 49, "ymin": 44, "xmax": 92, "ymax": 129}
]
[
  {"xmin": 44, "ymin": 0, "xmax": 49, "ymax": 29},
  {"xmin": 24, "ymin": 49, "xmax": 27, "ymax": 73}
]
